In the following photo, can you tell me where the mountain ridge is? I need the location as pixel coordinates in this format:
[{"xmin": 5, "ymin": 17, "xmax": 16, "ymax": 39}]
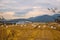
[
  {"xmin": 28, "ymin": 14, "xmax": 60, "ymax": 22},
  {"xmin": 0, "ymin": 14, "xmax": 60, "ymax": 23}
]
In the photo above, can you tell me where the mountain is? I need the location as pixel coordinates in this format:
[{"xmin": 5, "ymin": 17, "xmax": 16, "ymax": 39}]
[
  {"xmin": 29, "ymin": 14, "xmax": 60, "ymax": 22},
  {"xmin": 6, "ymin": 14, "xmax": 60, "ymax": 23},
  {"xmin": 52, "ymin": 14, "xmax": 60, "ymax": 19},
  {"xmin": 0, "ymin": 14, "xmax": 60, "ymax": 23},
  {"xmin": 0, "ymin": 18, "xmax": 31, "ymax": 24},
  {"xmin": 7, "ymin": 19, "xmax": 31, "ymax": 23},
  {"xmin": 29, "ymin": 15, "xmax": 54, "ymax": 22}
]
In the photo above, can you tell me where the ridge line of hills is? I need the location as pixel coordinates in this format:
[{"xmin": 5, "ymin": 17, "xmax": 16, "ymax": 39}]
[{"xmin": 0, "ymin": 14, "xmax": 60, "ymax": 23}]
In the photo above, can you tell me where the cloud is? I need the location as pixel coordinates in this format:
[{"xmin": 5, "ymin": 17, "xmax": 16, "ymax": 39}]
[
  {"xmin": 0, "ymin": 6, "xmax": 59, "ymax": 19},
  {"xmin": 4, "ymin": 12, "xmax": 15, "ymax": 15},
  {"xmin": 23, "ymin": 9, "xmax": 51, "ymax": 18},
  {"xmin": 0, "ymin": 12, "xmax": 17, "ymax": 19},
  {"xmin": 0, "ymin": 0, "xmax": 60, "ymax": 12},
  {"xmin": 0, "ymin": 0, "xmax": 60, "ymax": 19},
  {"xmin": 22, "ymin": 7, "xmax": 60, "ymax": 18}
]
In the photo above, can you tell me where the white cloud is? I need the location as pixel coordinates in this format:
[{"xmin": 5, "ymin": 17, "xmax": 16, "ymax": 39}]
[
  {"xmin": 0, "ymin": 0, "xmax": 60, "ymax": 11},
  {"xmin": 23, "ymin": 8, "xmax": 60, "ymax": 18},
  {"xmin": 4, "ymin": 12, "xmax": 15, "ymax": 15},
  {"xmin": 0, "ymin": 12, "xmax": 17, "ymax": 19},
  {"xmin": 0, "ymin": 0, "xmax": 60, "ymax": 19},
  {"xmin": 0, "ymin": 7, "xmax": 60, "ymax": 19}
]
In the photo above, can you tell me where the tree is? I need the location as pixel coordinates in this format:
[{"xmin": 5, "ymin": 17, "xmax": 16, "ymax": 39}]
[
  {"xmin": 48, "ymin": 7, "xmax": 60, "ymax": 23},
  {"xmin": 0, "ymin": 15, "xmax": 5, "ymax": 25},
  {"xmin": 48, "ymin": 8, "xmax": 57, "ymax": 13},
  {"xmin": 55, "ymin": 16, "xmax": 60, "ymax": 23},
  {"xmin": 0, "ymin": 15, "xmax": 5, "ymax": 20}
]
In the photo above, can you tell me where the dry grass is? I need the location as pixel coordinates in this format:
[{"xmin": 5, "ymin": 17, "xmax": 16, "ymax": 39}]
[{"xmin": 0, "ymin": 23, "xmax": 60, "ymax": 40}]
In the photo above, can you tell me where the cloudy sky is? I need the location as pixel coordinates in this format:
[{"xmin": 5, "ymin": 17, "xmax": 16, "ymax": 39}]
[{"xmin": 0, "ymin": 0, "xmax": 60, "ymax": 19}]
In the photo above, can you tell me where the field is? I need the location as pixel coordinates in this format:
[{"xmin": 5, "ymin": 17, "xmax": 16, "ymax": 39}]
[{"xmin": 0, "ymin": 23, "xmax": 60, "ymax": 40}]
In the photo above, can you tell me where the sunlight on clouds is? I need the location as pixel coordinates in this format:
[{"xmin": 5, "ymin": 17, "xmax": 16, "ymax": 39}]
[
  {"xmin": 0, "ymin": 12, "xmax": 16, "ymax": 19},
  {"xmin": 4, "ymin": 12, "xmax": 15, "ymax": 15},
  {"xmin": 0, "ymin": 0, "xmax": 60, "ymax": 19},
  {"xmin": 0, "ymin": 8, "xmax": 59, "ymax": 19},
  {"xmin": 24, "ymin": 8, "xmax": 53, "ymax": 18}
]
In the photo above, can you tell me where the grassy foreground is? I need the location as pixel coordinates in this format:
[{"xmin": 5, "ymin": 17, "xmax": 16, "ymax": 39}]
[{"xmin": 0, "ymin": 23, "xmax": 60, "ymax": 40}]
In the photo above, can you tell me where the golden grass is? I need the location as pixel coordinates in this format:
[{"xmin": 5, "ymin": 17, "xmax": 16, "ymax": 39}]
[{"xmin": 0, "ymin": 23, "xmax": 60, "ymax": 40}]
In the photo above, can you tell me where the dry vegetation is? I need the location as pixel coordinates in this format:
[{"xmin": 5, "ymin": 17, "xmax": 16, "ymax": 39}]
[{"xmin": 0, "ymin": 22, "xmax": 60, "ymax": 40}]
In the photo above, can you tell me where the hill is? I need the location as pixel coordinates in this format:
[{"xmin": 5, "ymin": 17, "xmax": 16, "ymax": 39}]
[{"xmin": 29, "ymin": 14, "xmax": 60, "ymax": 22}]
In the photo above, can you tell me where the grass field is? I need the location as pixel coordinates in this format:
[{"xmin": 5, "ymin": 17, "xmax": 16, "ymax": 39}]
[{"xmin": 0, "ymin": 23, "xmax": 60, "ymax": 40}]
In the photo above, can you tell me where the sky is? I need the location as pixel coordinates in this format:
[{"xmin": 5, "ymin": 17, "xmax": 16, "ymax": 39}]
[{"xmin": 0, "ymin": 0, "xmax": 60, "ymax": 19}]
